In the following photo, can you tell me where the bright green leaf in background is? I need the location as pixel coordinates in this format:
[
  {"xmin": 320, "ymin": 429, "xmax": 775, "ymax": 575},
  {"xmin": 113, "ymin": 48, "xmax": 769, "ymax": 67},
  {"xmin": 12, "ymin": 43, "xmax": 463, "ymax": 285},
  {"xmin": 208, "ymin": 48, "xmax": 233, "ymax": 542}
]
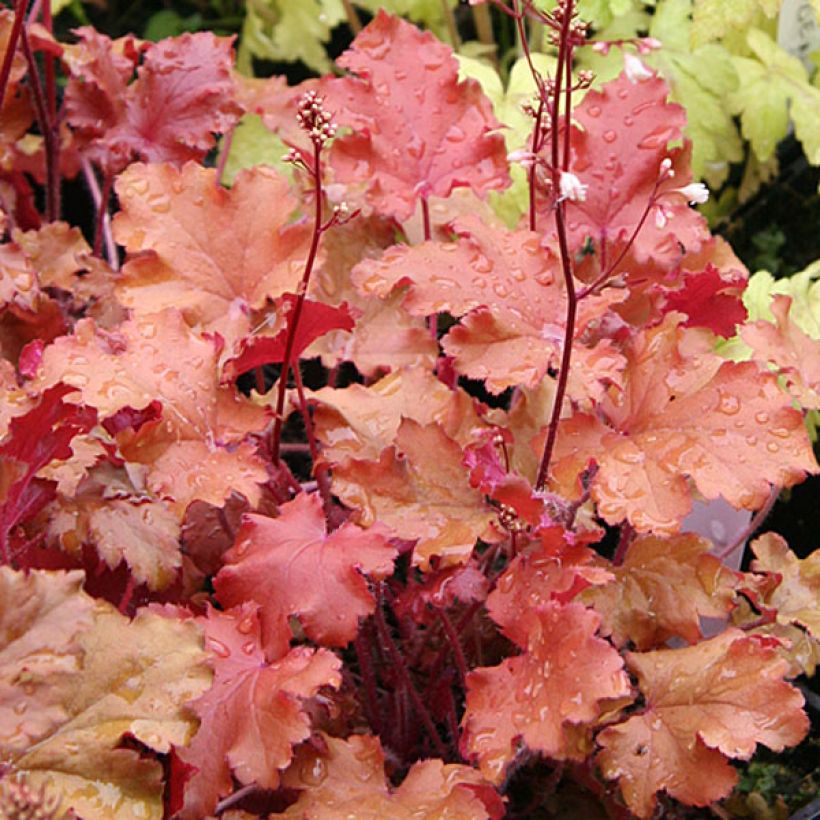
[
  {"xmin": 218, "ymin": 115, "xmax": 294, "ymax": 187},
  {"xmin": 690, "ymin": 0, "xmax": 781, "ymax": 48},
  {"xmin": 238, "ymin": 0, "xmax": 345, "ymax": 74}
]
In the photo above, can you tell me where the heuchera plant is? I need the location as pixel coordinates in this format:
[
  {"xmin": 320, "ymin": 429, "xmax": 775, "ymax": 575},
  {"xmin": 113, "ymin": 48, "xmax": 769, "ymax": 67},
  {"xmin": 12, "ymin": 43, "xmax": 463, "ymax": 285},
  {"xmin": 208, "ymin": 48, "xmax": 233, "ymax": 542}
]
[{"xmin": 0, "ymin": 1, "xmax": 818, "ymax": 818}]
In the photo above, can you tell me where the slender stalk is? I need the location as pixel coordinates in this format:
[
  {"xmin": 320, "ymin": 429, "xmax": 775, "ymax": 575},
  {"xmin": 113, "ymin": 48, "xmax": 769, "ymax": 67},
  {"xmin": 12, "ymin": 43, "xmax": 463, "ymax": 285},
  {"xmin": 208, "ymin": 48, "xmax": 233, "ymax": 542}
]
[
  {"xmin": 441, "ymin": 0, "xmax": 461, "ymax": 50},
  {"xmin": 40, "ymin": 0, "xmax": 59, "ymax": 221},
  {"xmin": 472, "ymin": 3, "xmax": 497, "ymax": 67},
  {"xmin": 341, "ymin": 0, "xmax": 362, "ymax": 35},
  {"xmin": 354, "ymin": 625, "xmax": 382, "ymax": 734},
  {"xmin": 534, "ymin": 0, "xmax": 580, "ymax": 492},
  {"xmin": 20, "ymin": 26, "xmax": 59, "ymax": 223},
  {"xmin": 270, "ymin": 141, "xmax": 324, "ymax": 465},
  {"xmin": 0, "ymin": 0, "xmax": 27, "ymax": 113},
  {"xmin": 81, "ymin": 159, "xmax": 118, "ymax": 269},
  {"xmin": 215, "ymin": 123, "xmax": 235, "ymax": 187},
  {"xmin": 373, "ymin": 590, "xmax": 449, "ymax": 758},
  {"xmin": 92, "ymin": 172, "xmax": 113, "ymax": 259},
  {"xmin": 421, "ymin": 195, "xmax": 432, "ymax": 242},
  {"xmin": 718, "ymin": 485, "xmax": 780, "ymax": 562},
  {"xmin": 438, "ymin": 609, "xmax": 468, "ymax": 685},
  {"xmin": 612, "ymin": 521, "xmax": 634, "ymax": 566}
]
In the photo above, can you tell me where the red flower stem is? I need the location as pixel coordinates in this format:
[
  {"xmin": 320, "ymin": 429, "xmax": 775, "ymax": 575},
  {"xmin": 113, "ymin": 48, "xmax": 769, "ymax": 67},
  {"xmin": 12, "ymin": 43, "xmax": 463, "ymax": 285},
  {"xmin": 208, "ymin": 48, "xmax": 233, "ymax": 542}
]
[
  {"xmin": 81, "ymin": 159, "xmax": 118, "ymax": 269},
  {"xmin": 20, "ymin": 26, "xmax": 58, "ymax": 222},
  {"xmin": 253, "ymin": 366, "xmax": 266, "ymax": 394},
  {"xmin": 270, "ymin": 141, "xmax": 324, "ymax": 465},
  {"xmin": 117, "ymin": 574, "xmax": 136, "ymax": 614},
  {"xmin": 373, "ymin": 589, "xmax": 449, "ymax": 758},
  {"xmin": 92, "ymin": 171, "xmax": 113, "ymax": 258},
  {"xmin": 354, "ymin": 626, "xmax": 382, "ymax": 734},
  {"xmin": 612, "ymin": 521, "xmax": 635, "ymax": 566},
  {"xmin": 718, "ymin": 484, "xmax": 779, "ymax": 562},
  {"xmin": 438, "ymin": 608, "xmax": 468, "ymax": 686},
  {"xmin": 421, "ymin": 195, "xmax": 432, "ymax": 241},
  {"xmin": 577, "ymin": 183, "xmax": 660, "ymax": 300},
  {"xmin": 0, "ymin": 0, "xmax": 27, "ymax": 113},
  {"xmin": 534, "ymin": 0, "xmax": 578, "ymax": 492},
  {"xmin": 215, "ymin": 123, "xmax": 235, "ymax": 186},
  {"xmin": 292, "ymin": 365, "xmax": 333, "ymax": 512},
  {"xmin": 527, "ymin": 98, "xmax": 546, "ymax": 232},
  {"xmin": 40, "ymin": 0, "xmax": 60, "ymax": 222}
]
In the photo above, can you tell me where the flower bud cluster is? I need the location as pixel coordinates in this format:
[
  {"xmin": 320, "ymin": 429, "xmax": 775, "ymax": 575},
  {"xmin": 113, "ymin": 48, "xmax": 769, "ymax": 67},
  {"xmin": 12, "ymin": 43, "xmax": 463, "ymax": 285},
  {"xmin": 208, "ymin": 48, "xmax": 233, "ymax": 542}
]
[{"xmin": 296, "ymin": 90, "xmax": 337, "ymax": 147}]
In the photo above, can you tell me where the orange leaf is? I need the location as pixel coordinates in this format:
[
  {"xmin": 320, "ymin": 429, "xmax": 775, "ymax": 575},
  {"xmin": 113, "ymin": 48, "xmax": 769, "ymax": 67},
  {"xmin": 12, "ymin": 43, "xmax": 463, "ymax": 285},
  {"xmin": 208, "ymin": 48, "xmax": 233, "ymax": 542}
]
[
  {"xmin": 331, "ymin": 419, "xmax": 500, "ymax": 569},
  {"xmin": 280, "ymin": 732, "xmax": 503, "ymax": 818},
  {"xmin": 177, "ymin": 604, "xmax": 342, "ymax": 819},
  {"xmin": 2, "ymin": 569, "xmax": 210, "ymax": 818},
  {"xmin": 113, "ymin": 162, "xmax": 313, "ymax": 345},
  {"xmin": 488, "ymin": 539, "xmax": 613, "ymax": 646},
  {"xmin": 741, "ymin": 295, "xmax": 820, "ymax": 409},
  {"xmin": 550, "ymin": 318, "xmax": 818, "ymax": 533},
  {"xmin": 583, "ymin": 533, "xmax": 736, "ymax": 650},
  {"xmin": 461, "ymin": 601, "xmax": 631, "ymax": 783},
  {"xmin": 597, "ymin": 629, "xmax": 809, "ymax": 818},
  {"xmin": 352, "ymin": 215, "xmax": 619, "ymax": 393},
  {"xmin": 310, "ymin": 366, "xmax": 482, "ymax": 464},
  {"xmin": 326, "ymin": 11, "xmax": 509, "ymax": 220},
  {"xmin": 48, "ymin": 495, "xmax": 181, "ymax": 591},
  {"xmin": 750, "ymin": 532, "xmax": 820, "ymax": 639},
  {"xmin": 33, "ymin": 310, "xmax": 268, "ymax": 511},
  {"xmin": 215, "ymin": 492, "xmax": 396, "ymax": 658}
]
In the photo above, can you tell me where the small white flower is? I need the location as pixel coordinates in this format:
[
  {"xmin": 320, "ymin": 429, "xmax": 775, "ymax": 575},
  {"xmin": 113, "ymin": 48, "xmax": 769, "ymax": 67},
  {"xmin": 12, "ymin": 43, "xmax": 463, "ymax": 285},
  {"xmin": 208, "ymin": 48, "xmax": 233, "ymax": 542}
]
[
  {"xmin": 624, "ymin": 52, "xmax": 654, "ymax": 84},
  {"xmin": 507, "ymin": 149, "xmax": 536, "ymax": 169},
  {"xmin": 675, "ymin": 182, "xmax": 709, "ymax": 205},
  {"xmin": 559, "ymin": 171, "xmax": 588, "ymax": 202},
  {"xmin": 658, "ymin": 157, "xmax": 675, "ymax": 179}
]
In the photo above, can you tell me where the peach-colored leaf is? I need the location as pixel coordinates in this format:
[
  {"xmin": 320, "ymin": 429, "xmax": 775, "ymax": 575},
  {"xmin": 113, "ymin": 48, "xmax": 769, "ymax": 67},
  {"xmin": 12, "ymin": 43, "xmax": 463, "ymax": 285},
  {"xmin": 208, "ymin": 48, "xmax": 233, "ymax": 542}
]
[
  {"xmin": 550, "ymin": 318, "xmax": 818, "ymax": 533},
  {"xmin": 310, "ymin": 366, "xmax": 482, "ymax": 464},
  {"xmin": 332, "ymin": 419, "xmax": 500, "ymax": 569},
  {"xmin": 47, "ymin": 495, "xmax": 181, "ymax": 590},
  {"xmin": 3, "ymin": 569, "xmax": 210, "ymax": 819},
  {"xmin": 326, "ymin": 11, "xmax": 509, "ymax": 221},
  {"xmin": 565, "ymin": 72, "xmax": 708, "ymax": 267},
  {"xmin": 461, "ymin": 601, "xmax": 631, "ymax": 783},
  {"xmin": 215, "ymin": 492, "xmax": 396, "ymax": 658},
  {"xmin": 352, "ymin": 215, "xmax": 619, "ymax": 393},
  {"xmin": 750, "ymin": 532, "xmax": 820, "ymax": 638},
  {"xmin": 33, "ymin": 310, "xmax": 268, "ymax": 511},
  {"xmin": 280, "ymin": 732, "xmax": 503, "ymax": 818},
  {"xmin": 176, "ymin": 604, "xmax": 341, "ymax": 819},
  {"xmin": 583, "ymin": 533, "xmax": 737, "ymax": 650},
  {"xmin": 113, "ymin": 162, "xmax": 312, "ymax": 344},
  {"xmin": 742, "ymin": 295, "xmax": 820, "ymax": 409},
  {"xmin": 597, "ymin": 629, "xmax": 809, "ymax": 818}
]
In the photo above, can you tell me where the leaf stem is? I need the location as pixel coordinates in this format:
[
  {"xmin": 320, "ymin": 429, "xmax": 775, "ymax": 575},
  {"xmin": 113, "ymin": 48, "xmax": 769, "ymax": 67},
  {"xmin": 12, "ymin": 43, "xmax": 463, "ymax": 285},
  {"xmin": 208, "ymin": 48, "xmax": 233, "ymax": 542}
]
[
  {"xmin": 341, "ymin": 0, "xmax": 362, "ymax": 35},
  {"xmin": 535, "ymin": 0, "xmax": 579, "ymax": 492},
  {"xmin": 717, "ymin": 484, "xmax": 780, "ymax": 562},
  {"xmin": 438, "ymin": 608, "xmax": 468, "ymax": 686},
  {"xmin": 270, "ymin": 140, "xmax": 324, "ymax": 465},
  {"xmin": 441, "ymin": 0, "xmax": 461, "ymax": 51},
  {"xmin": 92, "ymin": 172, "xmax": 113, "ymax": 259},
  {"xmin": 373, "ymin": 588, "xmax": 449, "ymax": 758},
  {"xmin": 20, "ymin": 25, "xmax": 59, "ymax": 222},
  {"xmin": 81, "ymin": 159, "xmax": 118, "ymax": 269},
  {"xmin": 0, "ymin": 0, "xmax": 28, "ymax": 114}
]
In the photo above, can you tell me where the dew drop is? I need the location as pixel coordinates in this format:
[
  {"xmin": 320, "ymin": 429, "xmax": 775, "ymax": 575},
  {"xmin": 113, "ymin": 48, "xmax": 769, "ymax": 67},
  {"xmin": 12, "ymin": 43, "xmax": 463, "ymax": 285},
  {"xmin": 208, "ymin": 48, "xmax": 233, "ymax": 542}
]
[
  {"xmin": 717, "ymin": 392, "xmax": 740, "ymax": 416},
  {"xmin": 754, "ymin": 411, "xmax": 770, "ymax": 424},
  {"xmin": 207, "ymin": 638, "xmax": 230, "ymax": 658},
  {"xmin": 241, "ymin": 640, "xmax": 255, "ymax": 655},
  {"xmin": 745, "ymin": 435, "xmax": 758, "ymax": 446},
  {"xmin": 237, "ymin": 613, "xmax": 255, "ymax": 633},
  {"xmin": 603, "ymin": 130, "xmax": 617, "ymax": 143},
  {"xmin": 300, "ymin": 757, "xmax": 328, "ymax": 786},
  {"xmin": 587, "ymin": 105, "xmax": 602, "ymax": 118},
  {"xmin": 766, "ymin": 441, "xmax": 779, "ymax": 453},
  {"xmin": 770, "ymin": 427, "xmax": 790, "ymax": 439},
  {"xmin": 445, "ymin": 124, "xmax": 466, "ymax": 143},
  {"xmin": 623, "ymin": 115, "xmax": 634, "ymax": 126}
]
